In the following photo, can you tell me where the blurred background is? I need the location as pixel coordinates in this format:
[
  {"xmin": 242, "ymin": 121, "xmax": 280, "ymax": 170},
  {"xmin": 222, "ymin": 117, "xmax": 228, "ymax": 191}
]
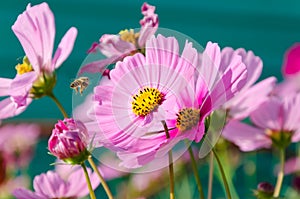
[{"xmin": 1, "ymin": 0, "xmax": 300, "ymax": 198}]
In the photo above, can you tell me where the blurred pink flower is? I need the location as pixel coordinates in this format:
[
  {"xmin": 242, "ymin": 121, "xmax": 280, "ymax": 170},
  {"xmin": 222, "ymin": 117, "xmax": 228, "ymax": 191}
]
[
  {"xmin": 282, "ymin": 43, "xmax": 300, "ymax": 77},
  {"xmin": 0, "ymin": 176, "xmax": 30, "ymax": 198},
  {"xmin": 0, "ymin": 2, "xmax": 77, "ymax": 119},
  {"xmin": 13, "ymin": 167, "xmax": 99, "ymax": 199},
  {"xmin": 222, "ymin": 94, "xmax": 300, "ymax": 151},
  {"xmin": 48, "ymin": 118, "xmax": 90, "ymax": 164},
  {"xmin": 92, "ymin": 34, "xmax": 195, "ymax": 158},
  {"xmin": 0, "ymin": 123, "xmax": 40, "ymax": 168},
  {"xmin": 117, "ymin": 42, "xmax": 247, "ymax": 168},
  {"xmin": 284, "ymin": 157, "xmax": 300, "ymax": 175},
  {"xmin": 220, "ymin": 47, "xmax": 276, "ymax": 119},
  {"xmin": 79, "ymin": 2, "xmax": 158, "ymax": 74}
]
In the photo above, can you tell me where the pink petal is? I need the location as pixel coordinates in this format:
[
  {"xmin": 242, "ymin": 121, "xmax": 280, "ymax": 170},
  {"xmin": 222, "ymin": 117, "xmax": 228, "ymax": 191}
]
[
  {"xmin": 198, "ymin": 42, "xmax": 221, "ymax": 90},
  {"xmin": 13, "ymin": 188, "xmax": 47, "ymax": 199},
  {"xmin": 226, "ymin": 77, "xmax": 277, "ymax": 120},
  {"xmin": 79, "ymin": 55, "xmax": 121, "ymax": 75},
  {"xmin": 52, "ymin": 27, "xmax": 78, "ymax": 69},
  {"xmin": 98, "ymin": 34, "xmax": 136, "ymax": 57},
  {"xmin": 282, "ymin": 93, "xmax": 300, "ymax": 131},
  {"xmin": 284, "ymin": 157, "xmax": 300, "ymax": 175},
  {"xmin": 10, "ymin": 71, "xmax": 37, "ymax": 96},
  {"xmin": 0, "ymin": 97, "xmax": 31, "ymax": 119},
  {"xmin": 250, "ymin": 97, "xmax": 283, "ymax": 130},
  {"xmin": 282, "ymin": 43, "xmax": 300, "ymax": 76},
  {"xmin": 0, "ymin": 78, "xmax": 12, "ymax": 96},
  {"xmin": 222, "ymin": 120, "xmax": 272, "ymax": 151},
  {"xmin": 12, "ymin": 2, "xmax": 55, "ymax": 73}
]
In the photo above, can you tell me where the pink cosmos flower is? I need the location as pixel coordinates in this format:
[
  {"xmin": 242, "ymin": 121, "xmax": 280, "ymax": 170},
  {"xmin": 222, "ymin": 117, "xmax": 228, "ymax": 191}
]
[
  {"xmin": 0, "ymin": 123, "xmax": 40, "ymax": 168},
  {"xmin": 116, "ymin": 42, "xmax": 247, "ymax": 168},
  {"xmin": 282, "ymin": 43, "xmax": 300, "ymax": 77},
  {"xmin": 284, "ymin": 157, "xmax": 300, "ymax": 175},
  {"xmin": 91, "ymin": 34, "xmax": 196, "ymax": 156},
  {"xmin": 222, "ymin": 94, "xmax": 300, "ymax": 152},
  {"xmin": 0, "ymin": 2, "xmax": 77, "ymax": 119},
  {"xmin": 13, "ymin": 167, "xmax": 99, "ymax": 199},
  {"xmin": 0, "ymin": 176, "xmax": 30, "ymax": 198},
  {"xmin": 220, "ymin": 47, "xmax": 277, "ymax": 119},
  {"xmin": 79, "ymin": 2, "xmax": 158, "ymax": 74},
  {"xmin": 48, "ymin": 118, "xmax": 90, "ymax": 164}
]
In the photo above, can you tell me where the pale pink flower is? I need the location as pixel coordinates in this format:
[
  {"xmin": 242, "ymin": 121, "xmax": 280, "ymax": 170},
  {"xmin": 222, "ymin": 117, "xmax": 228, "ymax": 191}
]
[
  {"xmin": 284, "ymin": 157, "xmax": 300, "ymax": 175},
  {"xmin": 0, "ymin": 123, "xmax": 40, "ymax": 168},
  {"xmin": 91, "ymin": 34, "xmax": 196, "ymax": 157},
  {"xmin": 222, "ymin": 94, "xmax": 300, "ymax": 151},
  {"xmin": 220, "ymin": 47, "xmax": 277, "ymax": 119},
  {"xmin": 13, "ymin": 167, "xmax": 99, "ymax": 199},
  {"xmin": 48, "ymin": 118, "xmax": 90, "ymax": 164},
  {"xmin": 79, "ymin": 2, "xmax": 158, "ymax": 74},
  {"xmin": 0, "ymin": 176, "xmax": 30, "ymax": 198},
  {"xmin": 117, "ymin": 42, "xmax": 247, "ymax": 168},
  {"xmin": 0, "ymin": 2, "xmax": 77, "ymax": 119}
]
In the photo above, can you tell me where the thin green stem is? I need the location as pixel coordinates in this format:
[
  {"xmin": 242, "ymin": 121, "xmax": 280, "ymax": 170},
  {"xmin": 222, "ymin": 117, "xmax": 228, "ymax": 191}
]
[
  {"xmin": 207, "ymin": 151, "xmax": 214, "ymax": 199},
  {"xmin": 162, "ymin": 121, "xmax": 175, "ymax": 199},
  {"xmin": 187, "ymin": 145, "xmax": 205, "ymax": 199},
  {"xmin": 212, "ymin": 148, "xmax": 231, "ymax": 199},
  {"xmin": 88, "ymin": 156, "xmax": 114, "ymax": 199},
  {"xmin": 48, "ymin": 93, "xmax": 68, "ymax": 118},
  {"xmin": 273, "ymin": 148, "xmax": 285, "ymax": 198},
  {"xmin": 81, "ymin": 163, "xmax": 96, "ymax": 199}
]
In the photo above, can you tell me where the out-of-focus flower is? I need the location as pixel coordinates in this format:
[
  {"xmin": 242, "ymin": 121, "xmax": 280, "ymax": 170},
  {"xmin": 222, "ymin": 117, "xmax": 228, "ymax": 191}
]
[
  {"xmin": 48, "ymin": 118, "xmax": 90, "ymax": 165},
  {"xmin": 292, "ymin": 176, "xmax": 300, "ymax": 193},
  {"xmin": 79, "ymin": 2, "xmax": 158, "ymax": 74},
  {"xmin": 0, "ymin": 176, "xmax": 30, "ymax": 199},
  {"xmin": 222, "ymin": 94, "xmax": 300, "ymax": 151},
  {"xmin": 284, "ymin": 157, "xmax": 300, "ymax": 175},
  {"xmin": 0, "ymin": 2, "xmax": 77, "ymax": 119},
  {"xmin": 92, "ymin": 34, "xmax": 195, "ymax": 157},
  {"xmin": 220, "ymin": 48, "xmax": 276, "ymax": 119},
  {"xmin": 282, "ymin": 43, "xmax": 300, "ymax": 77},
  {"xmin": 254, "ymin": 182, "xmax": 274, "ymax": 199},
  {"xmin": 0, "ymin": 123, "xmax": 40, "ymax": 168},
  {"xmin": 13, "ymin": 167, "xmax": 99, "ymax": 199}
]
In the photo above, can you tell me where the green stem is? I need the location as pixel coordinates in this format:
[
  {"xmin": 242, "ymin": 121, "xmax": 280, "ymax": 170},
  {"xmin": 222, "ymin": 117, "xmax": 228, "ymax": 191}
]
[
  {"xmin": 207, "ymin": 151, "xmax": 214, "ymax": 199},
  {"xmin": 212, "ymin": 148, "xmax": 231, "ymax": 199},
  {"xmin": 273, "ymin": 148, "xmax": 285, "ymax": 198},
  {"xmin": 162, "ymin": 121, "xmax": 175, "ymax": 199},
  {"xmin": 81, "ymin": 163, "xmax": 96, "ymax": 199},
  {"xmin": 187, "ymin": 145, "xmax": 205, "ymax": 199},
  {"xmin": 88, "ymin": 156, "xmax": 114, "ymax": 199},
  {"xmin": 48, "ymin": 93, "xmax": 68, "ymax": 118}
]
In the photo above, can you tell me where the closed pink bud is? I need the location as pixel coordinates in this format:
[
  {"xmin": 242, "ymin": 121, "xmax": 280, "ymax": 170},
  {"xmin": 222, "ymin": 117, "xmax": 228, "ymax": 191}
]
[{"xmin": 48, "ymin": 118, "xmax": 90, "ymax": 164}]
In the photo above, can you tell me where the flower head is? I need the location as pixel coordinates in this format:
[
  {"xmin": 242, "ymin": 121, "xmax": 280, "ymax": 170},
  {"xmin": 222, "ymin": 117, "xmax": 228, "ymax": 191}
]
[
  {"xmin": 91, "ymin": 34, "xmax": 195, "ymax": 155},
  {"xmin": 79, "ymin": 2, "xmax": 158, "ymax": 74},
  {"xmin": 13, "ymin": 166, "xmax": 99, "ymax": 199},
  {"xmin": 222, "ymin": 93, "xmax": 300, "ymax": 151},
  {"xmin": 48, "ymin": 118, "xmax": 90, "ymax": 164},
  {"xmin": 0, "ymin": 2, "xmax": 77, "ymax": 119}
]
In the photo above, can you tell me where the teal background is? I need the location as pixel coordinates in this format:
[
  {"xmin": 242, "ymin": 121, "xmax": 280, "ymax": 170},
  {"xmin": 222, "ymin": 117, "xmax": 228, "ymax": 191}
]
[
  {"xmin": 1, "ymin": 1, "xmax": 300, "ymax": 198},
  {"xmin": 1, "ymin": 0, "xmax": 300, "ymax": 120}
]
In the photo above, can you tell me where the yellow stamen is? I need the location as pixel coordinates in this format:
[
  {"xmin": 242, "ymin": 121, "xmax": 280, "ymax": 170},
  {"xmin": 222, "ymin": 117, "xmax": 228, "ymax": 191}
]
[
  {"xmin": 176, "ymin": 108, "xmax": 200, "ymax": 132},
  {"xmin": 119, "ymin": 29, "xmax": 139, "ymax": 46},
  {"xmin": 15, "ymin": 56, "xmax": 33, "ymax": 75},
  {"xmin": 132, "ymin": 87, "xmax": 164, "ymax": 116}
]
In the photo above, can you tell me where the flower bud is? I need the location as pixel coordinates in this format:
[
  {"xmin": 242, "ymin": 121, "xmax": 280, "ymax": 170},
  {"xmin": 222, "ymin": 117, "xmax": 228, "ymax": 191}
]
[
  {"xmin": 254, "ymin": 182, "xmax": 274, "ymax": 199},
  {"xmin": 48, "ymin": 118, "xmax": 90, "ymax": 165}
]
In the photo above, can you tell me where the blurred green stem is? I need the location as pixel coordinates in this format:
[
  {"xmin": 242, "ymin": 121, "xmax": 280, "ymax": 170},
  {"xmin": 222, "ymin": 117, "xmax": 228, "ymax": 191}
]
[
  {"xmin": 207, "ymin": 151, "xmax": 214, "ymax": 199},
  {"xmin": 212, "ymin": 148, "xmax": 232, "ymax": 199},
  {"xmin": 162, "ymin": 121, "xmax": 175, "ymax": 199},
  {"xmin": 81, "ymin": 163, "xmax": 96, "ymax": 199},
  {"xmin": 187, "ymin": 145, "xmax": 205, "ymax": 199},
  {"xmin": 88, "ymin": 156, "xmax": 114, "ymax": 199},
  {"xmin": 48, "ymin": 93, "xmax": 68, "ymax": 118},
  {"xmin": 273, "ymin": 148, "xmax": 285, "ymax": 197}
]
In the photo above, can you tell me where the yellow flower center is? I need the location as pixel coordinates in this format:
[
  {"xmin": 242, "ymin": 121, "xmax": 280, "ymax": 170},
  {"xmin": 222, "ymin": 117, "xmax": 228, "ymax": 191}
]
[
  {"xmin": 119, "ymin": 29, "xmax": 139, "ymax": 46},
  {"xmin": 132, "ymin": 87, "xmax": 164, "ymax": 116},
  {"xmin": 176, "ymin": 108, "xmax": 200, "ymax": 132},
  {"xmin": 15, "ymin": 56, "xmax": 33, "ymax": 75}
]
